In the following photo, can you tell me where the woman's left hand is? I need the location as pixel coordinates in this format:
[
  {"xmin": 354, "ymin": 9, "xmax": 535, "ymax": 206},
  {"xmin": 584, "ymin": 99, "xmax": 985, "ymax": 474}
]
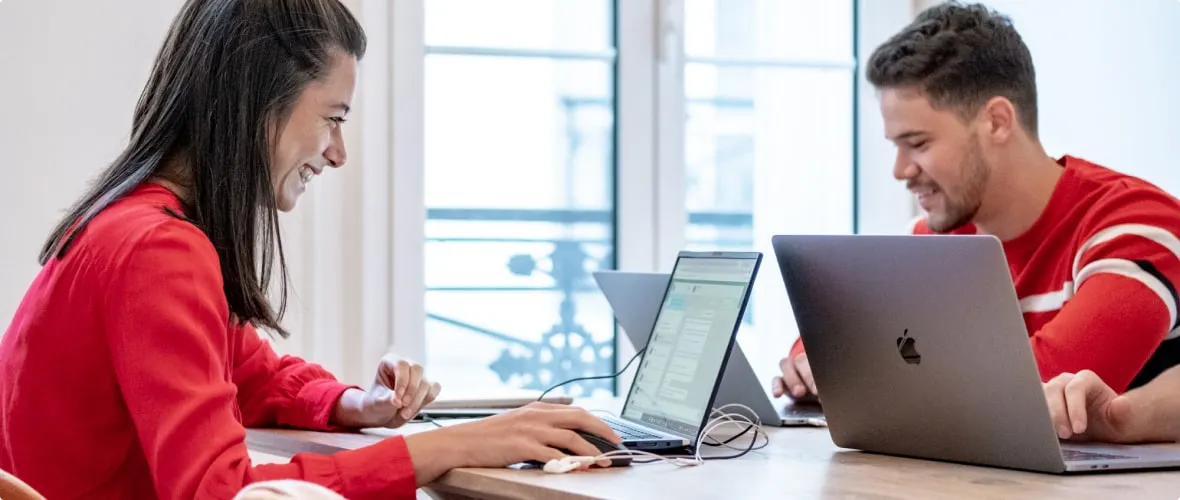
[{"xmin": 334, "ymin": 354, "xmax": 442, "ymax": 428}]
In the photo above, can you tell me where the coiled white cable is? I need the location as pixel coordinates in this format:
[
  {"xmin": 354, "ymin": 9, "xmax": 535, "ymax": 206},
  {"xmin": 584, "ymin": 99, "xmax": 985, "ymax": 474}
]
[{"xmin": 541, "ymin": 403, "xmax": 769, "ymax": 473}]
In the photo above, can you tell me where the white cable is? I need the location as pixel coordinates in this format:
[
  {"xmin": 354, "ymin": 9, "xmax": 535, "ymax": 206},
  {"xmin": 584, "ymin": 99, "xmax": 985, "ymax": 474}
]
[
  {"xmin": 701, "ymin": 403, "xmax": 769, "ymax": 452},
  {"xmin": 697, "ymin": 414, "xmax": 768, "ymax": 455},
  {"xmin": 543, "ymin": 404, "xmax": 769, "ymax": 473}
]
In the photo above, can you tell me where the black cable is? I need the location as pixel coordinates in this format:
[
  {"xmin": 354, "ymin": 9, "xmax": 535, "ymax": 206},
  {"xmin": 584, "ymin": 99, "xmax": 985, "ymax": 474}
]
[
  {"xmin": 699, "ymin": 406, "xmax": 769, "ymax": 459},
  {"xmin": 536, "ymin": 347, "xmax": 646, "ymax": 402},
  {"xmin": 535, "ymin": 341, "xmax": 766, "ymax": 461},
  {"xmin": 414, "ymin": 413, "xmax": 444, "ymax": 428},
  {"xmin": 702, "ymin": 424, "xmax": 753, "ymax": 446},
  {"xmin": 629, "ymin": 433, "xmax": 764, "ymax": 464},
  {"xmin": 700, "ymin": 427, "xmax": 765, "ymax": 460},
  {"xmin": 656, "ymin": 427, "xmax": 765, "ymax": 463}
]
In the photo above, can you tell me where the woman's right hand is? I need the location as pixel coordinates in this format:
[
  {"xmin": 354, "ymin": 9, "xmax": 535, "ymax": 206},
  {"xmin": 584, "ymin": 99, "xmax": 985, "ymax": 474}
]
[{"xmin": 403, "ymin": 402, "xmax": 622, "ymax": 484}]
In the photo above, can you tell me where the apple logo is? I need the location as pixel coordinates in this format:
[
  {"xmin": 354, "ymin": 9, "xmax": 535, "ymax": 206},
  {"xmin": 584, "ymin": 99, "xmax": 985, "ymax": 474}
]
[{"xmin": 897, "ymin": 328, "xmax": 921, "ymax": 365}]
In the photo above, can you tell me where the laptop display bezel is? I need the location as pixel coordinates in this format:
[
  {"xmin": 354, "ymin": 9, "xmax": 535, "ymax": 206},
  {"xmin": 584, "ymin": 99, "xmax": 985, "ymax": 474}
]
[{"xmin": 617, "ymin": 250, "xmax": 762, "ymax": 443}]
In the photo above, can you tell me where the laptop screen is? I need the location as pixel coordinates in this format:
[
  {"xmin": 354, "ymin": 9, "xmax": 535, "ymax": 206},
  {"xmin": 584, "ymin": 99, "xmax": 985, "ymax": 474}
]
[{"xmin": 619, "ymin": 253, "xmax": 758, "ymax": 439}]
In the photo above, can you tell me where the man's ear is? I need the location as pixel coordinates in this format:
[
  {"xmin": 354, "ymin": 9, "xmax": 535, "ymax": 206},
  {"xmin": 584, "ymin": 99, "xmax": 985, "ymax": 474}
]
[{"xmin": 980, "ymin": 96, "xmax": 1017, "ymax": 144}]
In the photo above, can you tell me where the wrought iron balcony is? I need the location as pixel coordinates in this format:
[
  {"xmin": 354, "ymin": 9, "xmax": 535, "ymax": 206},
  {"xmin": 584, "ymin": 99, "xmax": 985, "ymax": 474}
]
[{"xmin": 425, "ymin": 208, "xmax": 753, "ymax": 396}]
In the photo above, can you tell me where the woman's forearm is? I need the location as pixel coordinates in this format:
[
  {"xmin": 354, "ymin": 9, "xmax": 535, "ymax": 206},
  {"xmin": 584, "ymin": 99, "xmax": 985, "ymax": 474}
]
[
  {"xmin": 330, "ymin": 388, "xmax": 368, "ymax": 428},
  {"xmin": 404, "ymin": 427, "xmax": 468, "ymax": 486}
]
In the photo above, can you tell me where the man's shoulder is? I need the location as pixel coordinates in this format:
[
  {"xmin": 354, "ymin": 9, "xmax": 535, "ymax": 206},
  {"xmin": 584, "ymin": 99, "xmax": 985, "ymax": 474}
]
[
  {"xmin": 1063, "ymin": 156, "xmax": 1180, "ymax": 229},
  {"xmin": 1065, "ymin": 156, "xmax": 1177, "ymax": 204}
]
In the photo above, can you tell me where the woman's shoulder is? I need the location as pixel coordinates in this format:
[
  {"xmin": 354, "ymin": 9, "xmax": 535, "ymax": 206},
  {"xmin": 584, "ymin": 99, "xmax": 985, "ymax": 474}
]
[{"xmin": 73, "ymin": 183, "xmax": 218, "ymax": 274}]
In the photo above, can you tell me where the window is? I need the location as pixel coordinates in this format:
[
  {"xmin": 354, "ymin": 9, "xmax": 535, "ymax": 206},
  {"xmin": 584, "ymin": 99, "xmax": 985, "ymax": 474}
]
[
  {"xmin": 678, "ymin": 0, "xmax": 857, "ymax": 378},
  {"xmin": 422, "ymin": 0, "xmax": 619, "ymax": 397},
  {"xmin": 410, "ymin": 0, "xmax": 859, "ymax": 397}
]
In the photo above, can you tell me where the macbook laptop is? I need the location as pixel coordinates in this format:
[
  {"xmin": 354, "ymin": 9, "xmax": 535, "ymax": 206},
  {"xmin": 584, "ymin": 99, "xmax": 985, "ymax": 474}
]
[
  {"xmin": 770, "ymin": 234, "xmax": 1180, "ymax": 473},
  {"xmin": 593, "ymin": 270, "xmax": 824, "ymax": 427},
  {"xmin": 596, "ymin": 250, "xmax": 762, "ymax": 451}
]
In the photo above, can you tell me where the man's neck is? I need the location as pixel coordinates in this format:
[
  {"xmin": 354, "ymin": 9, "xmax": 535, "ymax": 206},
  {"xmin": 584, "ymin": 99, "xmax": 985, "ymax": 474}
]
[{"xmin": 972, "ymin": 146, "xmax": 1064, "ymax": 242}]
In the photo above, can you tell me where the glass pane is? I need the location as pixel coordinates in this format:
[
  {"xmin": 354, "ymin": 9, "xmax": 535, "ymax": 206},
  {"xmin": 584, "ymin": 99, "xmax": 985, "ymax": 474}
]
[
  {"xmin": 684, "ymin": 0, "xmax": 854, "ymax": 61},
  {"xmin": 683, "ymin": 63, "xmax": 855, "ymax": 379},
  {"xmin": 426, "ymin": 0, "xmax": 613, "ymax": 52},
  {"xmin": 684, "ymin": 64, "xmax": 855, "ymax": 242},
  {"xmin": 424, "ymin": 54, "xmax": 617, "ymax": 398}
]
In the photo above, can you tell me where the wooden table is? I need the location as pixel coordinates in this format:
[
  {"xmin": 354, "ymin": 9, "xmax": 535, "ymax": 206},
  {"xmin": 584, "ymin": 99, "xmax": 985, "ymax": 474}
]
[{"xmin": 247, "ymin": 422, "xmax": 1180, "ymax": 499}]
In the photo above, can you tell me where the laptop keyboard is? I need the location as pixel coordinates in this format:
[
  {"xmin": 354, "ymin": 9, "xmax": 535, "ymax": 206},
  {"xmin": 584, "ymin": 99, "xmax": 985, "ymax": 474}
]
[
  {"xmin": 605, "ymin": 417, "xmax": 663, "ymax": 441},
  {"xmin": 1061, "ymin": 449, "xmax": 1136, "ymax": 461}
]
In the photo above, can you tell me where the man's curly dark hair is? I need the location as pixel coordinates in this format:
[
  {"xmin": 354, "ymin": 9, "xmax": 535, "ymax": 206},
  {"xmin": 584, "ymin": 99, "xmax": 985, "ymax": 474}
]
[{"xmin": 867, "ymin": 1, "xmax": 1039, "ymax": 137}]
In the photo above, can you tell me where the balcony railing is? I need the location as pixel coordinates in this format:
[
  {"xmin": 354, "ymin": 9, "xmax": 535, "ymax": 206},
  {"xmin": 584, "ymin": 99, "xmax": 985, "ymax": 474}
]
[
  {"xmin": 425, "ymin": 94, "xmax": 758, "ymax": 395},
  {"xmin": 425, "ymin": 208, "xmax": 753, "ymax": 396}
]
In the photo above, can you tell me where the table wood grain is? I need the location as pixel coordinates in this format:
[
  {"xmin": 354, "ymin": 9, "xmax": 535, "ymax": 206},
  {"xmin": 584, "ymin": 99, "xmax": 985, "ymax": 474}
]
[{"xmin": 246, "ymin": 423, "xmax": 1180, "ymax": 499}]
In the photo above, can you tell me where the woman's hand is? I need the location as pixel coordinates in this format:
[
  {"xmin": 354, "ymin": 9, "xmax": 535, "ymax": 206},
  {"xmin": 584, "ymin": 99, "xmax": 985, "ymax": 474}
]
[
  {"xmin": 403, "ymin": 403, "xmax": 622, "ymax": 484},
  {"xmin": 332, "ymin": 354, "xmax": 441, "ymax": 429}
]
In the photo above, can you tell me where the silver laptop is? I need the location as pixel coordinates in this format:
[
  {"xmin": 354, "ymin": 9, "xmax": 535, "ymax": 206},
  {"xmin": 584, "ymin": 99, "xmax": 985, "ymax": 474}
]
[
  {"xmin": 598, "ymin": 251, "xmax": 762, "ymax": 451},
  {"xmin": 593, "ymin": 270, "xmax": 825, "ymax": 427},
  {"xmin": 771, "ymin": 234, "xmax": 1180, "ymax": 473}
]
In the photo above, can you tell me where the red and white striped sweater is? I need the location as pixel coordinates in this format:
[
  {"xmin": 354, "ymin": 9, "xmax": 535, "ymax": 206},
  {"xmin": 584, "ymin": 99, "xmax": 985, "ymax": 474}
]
[{"xmin": 789, "ymin": 155, "xmax": 1180, "ymax": 392}]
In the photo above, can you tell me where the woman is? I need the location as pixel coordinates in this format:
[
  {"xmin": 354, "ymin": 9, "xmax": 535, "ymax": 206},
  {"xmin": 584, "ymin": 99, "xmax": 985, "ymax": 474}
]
[{"xmin": 0, "ymin": 0, "xmax": 618, "ymax": 498}]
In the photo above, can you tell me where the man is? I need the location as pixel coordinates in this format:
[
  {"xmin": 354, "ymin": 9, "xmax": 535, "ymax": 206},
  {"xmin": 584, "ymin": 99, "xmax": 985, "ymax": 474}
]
[{"xmin": 774, "ymin": 1, "xmax": 1180, "ymax": 405}]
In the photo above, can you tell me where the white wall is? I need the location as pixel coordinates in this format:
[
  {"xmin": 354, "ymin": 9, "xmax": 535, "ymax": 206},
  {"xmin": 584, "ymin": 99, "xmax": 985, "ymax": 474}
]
[
  {"xmin": 911, "ymin": 0, "xmax": 1180, "ymax": 195},
  {"xmin": 0, "ymin": 0, "xmax": 187, "ymax": 326},
  {"xmin": 0, "ymin": 0, "xmax": 398, "ymax": 386}
]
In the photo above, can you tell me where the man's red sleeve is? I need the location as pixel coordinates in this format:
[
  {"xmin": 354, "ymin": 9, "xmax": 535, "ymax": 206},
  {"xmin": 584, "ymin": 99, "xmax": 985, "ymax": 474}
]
[
  {"xmin": 1032, "ymin": 201, "xmax": 1180, "ymax": 391},
  {"xmin": 1029, "ymin": 274, "xmax": 1171, "ymax": 391},
  {"xmin": 788, "ymin": 337, "xmax": 806, "ymax": 360}
]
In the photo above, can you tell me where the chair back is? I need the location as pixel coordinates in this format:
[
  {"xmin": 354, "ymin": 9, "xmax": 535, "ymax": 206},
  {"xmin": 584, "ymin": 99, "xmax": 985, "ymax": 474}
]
[{"xmin": 0, "ymin": 468, "xmax": 45, "ymax": 500}]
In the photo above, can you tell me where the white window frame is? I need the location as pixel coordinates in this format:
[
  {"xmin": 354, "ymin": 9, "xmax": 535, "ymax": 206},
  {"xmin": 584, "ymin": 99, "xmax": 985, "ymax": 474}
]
[
  {"xmin": 857, "ymin": 0, "xmax": 922, "ymax": 235},
  {"xmin": 614, "ymin": 0, "xmax": 661, "ymax": 374},
  {"xmin": 369, "ymin": 0, "xmax": 918, "ymax": 392},
  {"xmin": 387, "ymin": 0, "xmax": 427, "ymax": 368}
]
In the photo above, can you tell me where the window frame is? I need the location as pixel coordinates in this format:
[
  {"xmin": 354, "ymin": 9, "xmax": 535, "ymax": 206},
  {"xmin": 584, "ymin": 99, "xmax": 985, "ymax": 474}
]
[{"xmin": 372, "ymin": 0, "xmax": 916, "ymax": 394}]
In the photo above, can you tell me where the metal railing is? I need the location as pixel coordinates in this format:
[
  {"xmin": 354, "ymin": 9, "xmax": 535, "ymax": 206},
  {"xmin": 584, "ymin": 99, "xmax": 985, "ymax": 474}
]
[{"xmin": 425, "ymin": 208, "xmax": 753, "ymax": 395}]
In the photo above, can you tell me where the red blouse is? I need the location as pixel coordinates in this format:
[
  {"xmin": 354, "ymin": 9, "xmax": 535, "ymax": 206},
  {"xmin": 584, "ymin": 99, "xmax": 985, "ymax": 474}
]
[{"xmin": 0, "ymin": 184, "xmax": 417, "ymax": 499}]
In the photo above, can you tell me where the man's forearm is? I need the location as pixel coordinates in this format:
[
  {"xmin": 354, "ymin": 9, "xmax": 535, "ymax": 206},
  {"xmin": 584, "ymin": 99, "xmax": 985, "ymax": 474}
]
[{"xmin": 1126, "ymin": 365, "xmax": 1180, "ymax": 442}]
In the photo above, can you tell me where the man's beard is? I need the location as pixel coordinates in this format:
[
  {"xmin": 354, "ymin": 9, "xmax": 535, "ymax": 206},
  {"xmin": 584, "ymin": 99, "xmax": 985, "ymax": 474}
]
[{"xmin": 926, "ymin": 142, "xmax": 989, "ymax": 233}]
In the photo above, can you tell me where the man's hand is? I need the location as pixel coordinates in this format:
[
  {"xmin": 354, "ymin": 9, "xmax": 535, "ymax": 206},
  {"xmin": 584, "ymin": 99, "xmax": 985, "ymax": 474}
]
[
  {"xmin": 333, "ymin": 354, "xmax": 442, "ymax": 429},
  {"xmin": 403, "ymin": 403, "xmax": 622, "ymax": 484},
  {"xmin": 772, "ymin": 353, "xmax": 818, "ymax": 401},
  {"xmin": 1043, "ymin": 370, "xmax": 1138, "ymax": 443}
]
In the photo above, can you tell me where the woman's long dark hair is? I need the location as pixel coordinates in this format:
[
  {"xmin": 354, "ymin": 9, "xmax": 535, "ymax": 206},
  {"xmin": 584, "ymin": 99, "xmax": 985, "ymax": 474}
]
[{"xmin": 39, "ymin": 0, "xmax": 366, "ymax": 338}]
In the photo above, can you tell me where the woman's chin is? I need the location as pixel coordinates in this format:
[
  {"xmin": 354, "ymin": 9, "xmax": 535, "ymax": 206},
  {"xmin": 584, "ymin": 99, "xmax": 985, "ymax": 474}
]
[
  {"xmin": 273, "ymin": 182, "xmax": 304, "ymax": 212},
  {"xmin": 275, "ymin": 193, "xmax": 299, "ymax": 212}
]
